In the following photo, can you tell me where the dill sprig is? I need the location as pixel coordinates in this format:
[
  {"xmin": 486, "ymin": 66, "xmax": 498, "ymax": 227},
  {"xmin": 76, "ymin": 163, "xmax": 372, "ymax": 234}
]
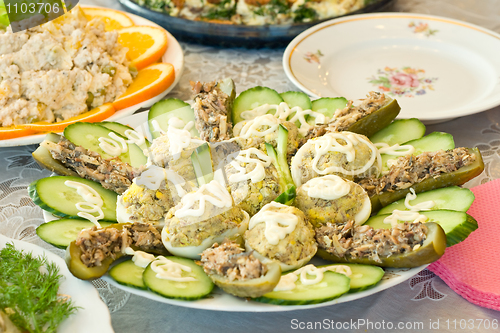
[{"xmin": 0, "ymin": 243, "xmax": 79, "ymax": 333}]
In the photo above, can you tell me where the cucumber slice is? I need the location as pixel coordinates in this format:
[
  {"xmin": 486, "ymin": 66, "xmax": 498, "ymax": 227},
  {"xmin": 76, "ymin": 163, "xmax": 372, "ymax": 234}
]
[
  {"xmin": 143, "ymin": 256, "xmax": 214, "ymax": 300},
  {"xmin": 280, "ymin": 91, "xmax": 312, "ymax": 111},
  {"xmin": 191, "ymin": 142, "xmax": 214, "ymax": 186},
  {"xmin": 377, "ymin": 186, "xmax": 475, "ymax": 215},
  {"xmin": 318, "ymin": 263, "xmax": 384, "ymax": 292},
  {"xmin": 28, "ymin": 176, "xmax": 118, "ymax": 221},
  {"xmin": 36, "ymin": 218, "xmax": 115, "ymax": 249},
  {"xmin": 64, "ymin": 123, "xmax": 147, "ymax": 168},
  {"xmin": 405, "ymin": 132, "xmax": 455, "ymax": 154},
  {"xmin": 109, "ymin": 260, "xmax": 146, "ymax": 290},
  {"xmin": 100, "ymin": 121, "xmax": 150, "ymax": 151},
  {"xmin": 148, "ymin": 99, "xmax": 199, "ymax": 139},
  {"xmin": 370, "ymin": 118, "xmax": 426, "ymax": 145},
  {"xmin": 365, "ymin": 210, "xmax": 478, "ymax": 246},
  {"xmin": 232, "ymin": 86, "xmax": 283, "ymax": 124},
  {"xmin": 254, "ymin": 270, "xmax": 350, "ymax": 305},
  {"xmin": 311, "ymin": 97, "xmax": 348, "ymax": 119},
  {"xmin": 280, "ymin": 91, "xmax": 313, "ymax": 127}
]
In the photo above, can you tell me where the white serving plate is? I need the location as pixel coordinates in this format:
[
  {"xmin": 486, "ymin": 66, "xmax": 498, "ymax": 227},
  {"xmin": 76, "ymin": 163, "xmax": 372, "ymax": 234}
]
[
  {"xmin": 0, "ymin": 5, "xmax": 184, "ymax": 147},
  {"xmin": 0, "ymin": 234, "xmax": 114, "ymax": 332},
  {"xmin": 44, "ymin": 111, "xmax": 425, "ymax": 312},
  {"xmin": 283, "ymin": 13, "xmax": 500, "ymax": 124}
]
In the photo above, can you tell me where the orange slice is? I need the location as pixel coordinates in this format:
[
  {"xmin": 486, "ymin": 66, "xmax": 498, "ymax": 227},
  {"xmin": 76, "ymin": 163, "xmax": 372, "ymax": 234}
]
[
  {"xmin": 0, "ymin": 126, "xmax": 35, "ymax": 140},
  {"xmin": 82, "ymin": 7, "xmax": 135, "ymax": 31},
  {"xmin": 113, "ymin": 63, "xmax": 175, "ymax": 110},
  {"xmin": 118, "ymin": 26, "xmax": 168, "ymax": 70},
  {"xmin": 24, "ymin": 103, "xmax": 116, "ymax": 133}
]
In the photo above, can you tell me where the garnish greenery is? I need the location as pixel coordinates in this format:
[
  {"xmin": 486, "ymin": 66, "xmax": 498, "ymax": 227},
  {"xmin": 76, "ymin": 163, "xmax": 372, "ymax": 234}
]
[
  {"xmin": 202, "ymin": 0, "xmax": 236, "ymax": 21},
  {"xmin": 292, "ymin": 4, "xmax": 317, "ymax": 23},
  {"xmin": 0, "ymin": 243, "xmax": 79, "ymax": 333},
  {"xmin": 253, "ymin": 0, "xmax": 289, "ymax": 17}
]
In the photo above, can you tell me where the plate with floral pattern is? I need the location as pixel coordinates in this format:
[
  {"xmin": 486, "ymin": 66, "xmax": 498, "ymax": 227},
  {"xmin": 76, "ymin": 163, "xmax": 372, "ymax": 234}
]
[{"xmin": 283, "ymin": 13, "xmax": 500, "ymax": 123}]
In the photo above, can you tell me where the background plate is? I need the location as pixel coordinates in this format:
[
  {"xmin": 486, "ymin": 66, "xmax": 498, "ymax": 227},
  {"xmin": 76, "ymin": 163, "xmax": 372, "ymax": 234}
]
[
  {"xmin": 0, "ymin": 234, "xmax": 114, "ymax": 333},
  {"xmin": 118, "ymin": 0, "xmax": 394, "ymax": 48},
  {"xmin": 0, "ymin": 6, "xmax": 184, "ymax": 147},
  {"xmin": 283, "ymin": 13, "xmax": 500, "ymax": 123}
]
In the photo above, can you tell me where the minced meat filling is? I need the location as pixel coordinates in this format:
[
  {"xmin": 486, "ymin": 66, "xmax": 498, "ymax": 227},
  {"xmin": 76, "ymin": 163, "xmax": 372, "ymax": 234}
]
[
  {"xmin": 127, "ymin": 223, "xmax": 165, "ymax": 253},
  {"xmin": 199, "ymin": 240, "xmax": 267, "ymax": 281},
  {"xmin": 43, "ymin": 137, "xmax": 141, "ymax": 194},
  {"xmin": 76, "ymin": 223, "xmax": 163, "ymax": 267},
  {"xmin": 191, "ymin": 80, "xmax": 234, "ymax": 142},
  {"xmin": 316, "ymin": 220, "xmax": 428, "ymax": 263},
  {"xmin": 358, "ymin": 148, "xmax": 476, "ymax": 196},
  {"xmin": 77, "ymin": 227, "xmax": 128, "ymax": 267},
  {"xmin": 301, "ymin": 91, "xmax": 387, "ymax": 144}
]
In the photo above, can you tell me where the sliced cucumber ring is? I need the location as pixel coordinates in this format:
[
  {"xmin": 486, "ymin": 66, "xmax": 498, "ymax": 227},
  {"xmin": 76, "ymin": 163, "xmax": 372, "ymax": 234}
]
[
  {"xmin": 377, "ymin": 186, "xmax": 475, "ymax": 215},
  {"xmin": 232, "ymin": 86, "xmax": 283, "ymax": 124},
  {"xmin": 253, "ymin": 269, "xmax": 350, "ymax": 305},
  {"xmin": 369, "ymin": 118, "xmax": 426, "ymax": 145},
  {"xmin": 311, "ymin": 97, "xmax": 348, "ymax": 119},
  {"xmin": 63, "ymin": 123, "xmax": 147, "ymax": 168},
  {"xmin": 109, "ymin": 260, "xmax": 146, "ymax": 290},
  {"xmin": 317, "ymin": 263, "xmax": 384, "ymax": 292},
  {"xmin": 366, "ymin": 210, "xmax": 478, "ymax": 247},
  {"xmin": 100, "ymin": 121, "xmax": 150, "ymax": 151},
  {"xmin": 36, "ymin": 218, "xmax": 115, "ymax": 249},
  {"xmin": 143, "ymin": 256, "xmax": 214, "ymax": 300},
  {"xmin": 29, "ymin": 176, "xmax": 118, "ymax": 221},
  {"xmin": 148, "ymin": 99, "xmax": 199, "ymax": 139}
]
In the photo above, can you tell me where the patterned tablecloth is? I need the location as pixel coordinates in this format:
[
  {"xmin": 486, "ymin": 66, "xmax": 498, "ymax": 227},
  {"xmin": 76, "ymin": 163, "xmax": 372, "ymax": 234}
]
[{"xmin": 1, "ymin": 0, "xmax": 500, "ymax": 332}]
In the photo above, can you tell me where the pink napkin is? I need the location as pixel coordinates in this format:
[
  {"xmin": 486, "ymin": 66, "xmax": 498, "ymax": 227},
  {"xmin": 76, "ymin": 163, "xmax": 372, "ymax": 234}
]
[{"xmin": 429, "ymin": 179, "xmax": 500, "ymax": 311}]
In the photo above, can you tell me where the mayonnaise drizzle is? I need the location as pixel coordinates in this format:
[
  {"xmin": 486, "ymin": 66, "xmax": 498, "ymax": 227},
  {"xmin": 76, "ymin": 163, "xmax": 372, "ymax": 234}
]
[
  {"xmin": 239, "ymin": 102, "xmax": 328, "ymax": 136},
  {"xmin": 135, "ymin": 165, "xmax": 188, "ymax": 197},
  {"xmin": 248, "ymin": 202, "xmax": 298, "ymax": 245},
  {"xmin": 98, "ymin": 132, "xmax": 128, "ymax": 156},
  {"xmin": 150, "ymin": 256, "xmax": 197, "ymax": 282},
  {"xmin": 238, "ymin": 114, "xmax": 280, "ymax": 139},
  {"xmin": 175, "ymin": 180, "xmax": 233, "ymax": 218},
  {"xmin": 151, "ymin": 119, "xmax": 165, "ymax": 135},
  {"xmin": 375, "ymin": 142, "xmax": 415, "ymax": 156},
  {"xmin": 124, "ymin": 129, "xmax": 146, "ymax": 147},
  {"xmin": 166, "ymin": 117, "xmax": 204, "ymax": 160},
  {"xmin": 64, "ymin": 180, "xmax": 104, "ymax": 228},
  {"xmin": 291, "ymin": 132, "xmax": 381, "ymax": 187},
  {"xmin": 273, "ymin": 264, "xmax": 353, "ymax": 292},
  {"xmin": 404, "ymin": 188, "xmax": 436, "ymax": 211},
  {"xmin": 383, "ymin": 188, "xmax": 435, "ymax": 228},
  {"xmin": 124, "ymin": 247, "xmax": 156, "ymax": 268},
  {"xmin": 228, "ymin": 148, "xmax": 272, "ymax": 183},
  {"xmin": 301, "ymin": 175, "xmax": 351, "ymax": 200}
]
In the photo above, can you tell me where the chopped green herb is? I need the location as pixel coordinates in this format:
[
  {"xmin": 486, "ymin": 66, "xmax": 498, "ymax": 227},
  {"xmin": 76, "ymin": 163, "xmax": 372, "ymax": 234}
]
[
  {"xmin": 253, "ymin": 0, "xmax": 289, "ymax": 17},
  {"xmin": 293, "ymin": 4, "xmax": 317, "ymax": 22},
  {"xmin": 202, "ymin": 0, "xmax": 236, "ymax": 21},
  {"xmin": 0, "ymin": 243, "xmax": 79, "ymax": 333}
]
